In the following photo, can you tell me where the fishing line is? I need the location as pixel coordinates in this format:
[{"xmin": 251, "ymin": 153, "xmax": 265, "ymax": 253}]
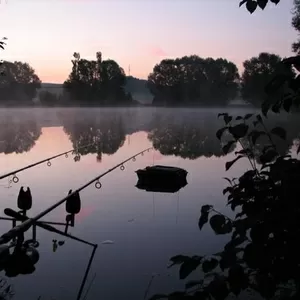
[
  {"xmin": 0, "ymin": 147, "xmax": 153, "ymax": 245},
  {"xmin": 0, "ymin": 142, "xmax": 95, "ymax": 182}
]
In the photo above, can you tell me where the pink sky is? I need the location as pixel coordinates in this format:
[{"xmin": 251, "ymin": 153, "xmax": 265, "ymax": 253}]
[{"xmin": 0, "ymin": 0, "xmax": 297, "ymax": 83}]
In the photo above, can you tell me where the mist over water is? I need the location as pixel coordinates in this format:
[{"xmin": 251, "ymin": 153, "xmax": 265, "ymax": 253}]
[{"xmin": 0, "ymin": 107, "xmax": 298, "ymax": 299}]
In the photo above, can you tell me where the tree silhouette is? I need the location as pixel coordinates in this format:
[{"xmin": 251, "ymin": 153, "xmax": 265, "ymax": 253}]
[
  {"xmin": 241, "ymin": 53, "xmax": 295, "ymax": 107},
  {"xmin": 63, "ymin": 113, "xmax": 126, "ymax": 161},
  {"xmin": 148, "ymin": 115, "xmax": 235, "ymax": 159},
  {"xmin": 149, "ymin": 2, "xmax": 300, "ymax": 300},
  {"xmin": 0, "ymin": 117, "xmax": 41, "ymax": 154},
  {"xmin": 63, "ymin": 52, "xmax": 131, "ymax": 105},
  {"xmin": 147, "ymin": 56, "xmax": 239, "ymax": 106},
  {"xmin": 0, "ymin": 61, "xmax": 41, "ymax": 105}
]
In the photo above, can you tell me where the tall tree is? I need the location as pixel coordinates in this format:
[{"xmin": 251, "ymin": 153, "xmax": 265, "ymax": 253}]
[
  {"xmin": 148, "ymin": 56, "xmax": 239, "ymax": 106},
  {"xmin": 63, "ymin": 52, "xmax": 130, "ymax": 105},
  {"xmin": 0, "ymin": 61, "xmax": 41, "ymax": 105},
  {"xmin": 241, "ymin": 53, "xmax": 294, "ymax": 106}
]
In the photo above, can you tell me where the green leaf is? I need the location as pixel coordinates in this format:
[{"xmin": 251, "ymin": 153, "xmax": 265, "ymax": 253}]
[
  {"xmin": 260, "ymin": 148, "xmax": 278, "ymax": 164},
  {"xmin": 257, "ymin": 0, "xmax": 268, "ymax": 9},
  {"xmin": 249, "ymin": 130, "xmax": 266, "ymax": 144},
  {"xmin": 223, "ymin": 177, "xmax": 232, "ymax": 184},
  {"xmin": 209, "ymin": 215, "xmax": 232, "ymax": 235},
  {"xmin": 218, "ymin": 113, "xmax": 227, "ymax": 118},
  {"xmin": 219, "ymin": 250, "xmax": 237, "ymax": 271},
  {"xmin": 198, "ymin": 212, "xmax": 209, "ymax": 230},
  {"xmin": 224, "ymin": 236, "xmax": 247, "ymax": 251},
  {"xmin": 270, "ymin": 127, "xmax": 286, "ymax": 140},
  {"xmin": 201, "ymin": 205, "xmax": 213, "ymax": 214},
  {"xmin": 222, "ymin": 141, "xmax": 236, "ymax": 154},
  {"xmin": 216, "ymin": 127, "xmax": 227, "ymax": 140},
  {"xmin": 169, "ymin": 255, "xmax": 189, "ymax": 267},
  {"xmin": 225, "ymin": 155, "xmax": 243, "ymax": 171},
  {"xmin": 208, "ymin": 277, "xmax": 229, "ymax": 300},
  {"xmin": 185, "ymin": 280, "xmax": 203, "ymax": 290},
  {"xmin": 256, "ymin": 114, "xmax": 263, "ymax": 123},
  {"xmin": 228, "ymin": 264, "xmax": 247, "ymax": 296},
  {"xmin": 261, "ymin": 101, "xmax": 271, "ymax": 117},
  {"xmin": 223, "ymin": 186, "xmax": 232, "ymax": 195},
  {"xmin": 224, "ymin": 115, "xmax": 232, "ymax": 125},
  {"xmin": 179, "ymin": 257, "xmax": 202, "ymax": 279},
  {"xmin": 262, "ymin": 145, "xmax": 275, "ymax": 154},
  {"xmin": 271, "ymin": 101, "xmax": 282, "ymax": 113},
  {"xmin": 246, "ymin": 0, "xmax": 257, "ymax": 13},
  {"xmin": 229, "ymin": 124, "xmax": 248, "ymax": 139},
  {"xmin": 235, "ymin": 149, "xmax": 251, "ymax": 156},
  {"xmin": 202, "ymin": 258, "xmax": 219, "ymax": 273},
  {"xmin": 244, "ymin": 113, "xmax": 253, "ymax": 120},
  {"xmin": 239, "ymin": 0, "xmax": 248, "ymax": 7}
]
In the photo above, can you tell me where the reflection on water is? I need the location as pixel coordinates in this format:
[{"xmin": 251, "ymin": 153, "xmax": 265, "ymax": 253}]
[
  {"xmin": 0, "ymin": 108, "xmax": 299, "ymax": 299},
  {"xmin": 0, "ymin": 116, "xmax": 41, "ymax": 154},
  {"xmin": 0, "ymin": 185, "xmax": 97, "ymax": 300},
  {"xmin": 63, "ymin": 112, "xmax": 126, "ymax": 162}
]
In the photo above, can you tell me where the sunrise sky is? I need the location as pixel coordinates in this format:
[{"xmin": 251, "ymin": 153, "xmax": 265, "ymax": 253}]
[{"xmin": 0, "ymin": 0, "xmax": 297, "ymax": 83}]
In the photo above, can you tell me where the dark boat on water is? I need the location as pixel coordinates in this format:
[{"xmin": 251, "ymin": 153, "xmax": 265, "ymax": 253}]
[{"xmin": 135, "ymin": 165, "xmax": 188, "ymax": 193}]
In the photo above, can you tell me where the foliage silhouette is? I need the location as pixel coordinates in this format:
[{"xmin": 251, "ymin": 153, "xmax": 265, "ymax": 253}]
[
  {"xmin": 63, "ymin": 52, "xmax": 132, "ymax": 106},
  {"xmin": 63, "ymin": 112, "xmax": 126, "ymax": 161},
  {"xmin": 0, "ymin": 61, "xmax": 41, "ymax": 105},
  {"xmin": 147, "ymin": 56, "xmax": 239, "ymax": 106},
  {"xmin": 148, "ymin": 113, "xmax": 299, "ymax": 160},
  {"xmin": 0, "ymin": 117, "xmax": 41, "ymax": 154},
  {"xmin": 149, "ymin": 2, "xmax": 300, "ymax": 299},
  {"xmin": 150, "ymin": 112, "xmax": 300, "ymax": 300},
  {"xmin": 241, "ymin": 53, "xmax": 295, "ymax": 107},
  {"xmin": 239, "ymin": 0, "xmax": 281, "ymax": 14},
  {"xmin": 148, "ymin": 115, "xmax": 235, "ymax": 159}
]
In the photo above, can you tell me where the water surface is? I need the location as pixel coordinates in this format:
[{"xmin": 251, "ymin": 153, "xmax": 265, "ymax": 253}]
[{"xmin": 0, "ymin": 107, "xmax": 298, "ymax": 300}]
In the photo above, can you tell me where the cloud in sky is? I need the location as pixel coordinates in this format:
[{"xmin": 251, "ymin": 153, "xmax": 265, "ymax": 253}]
[{"xmin": 148, "ymin": 46, "xmax": 168, "ymax": 57}]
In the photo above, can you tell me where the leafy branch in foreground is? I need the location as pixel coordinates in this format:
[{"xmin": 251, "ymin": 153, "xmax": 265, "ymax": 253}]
[
  {"xmin": 149, "ymin": 54, "xmax": 300, "ymax": 300},
  {"xmin": 239, "ymin": 0, "xmax": 280, "ymax": 14},
  {"xmin": 150, "ymin": 111, "xmax": 300, "ymax": 300}
]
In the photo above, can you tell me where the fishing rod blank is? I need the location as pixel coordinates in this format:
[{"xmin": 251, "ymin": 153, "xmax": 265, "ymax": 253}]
[
  {"xmin": 0, "ymin": 147, "xmax": 153, "ymax": 245},
  {"xmin": 0, "ymin": 142, "xmax": 95, "ymax": 182}
]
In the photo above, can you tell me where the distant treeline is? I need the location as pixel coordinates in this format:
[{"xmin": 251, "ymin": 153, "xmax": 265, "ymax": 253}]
[{"xmin": 0, "ymin": 52, "xmax": 294, "ymax": 107}]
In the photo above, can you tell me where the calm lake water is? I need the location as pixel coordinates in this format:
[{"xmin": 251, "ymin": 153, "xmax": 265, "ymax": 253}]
[{"xmin": 0, "ymin": 107, "xmax": 298, "ymax": 300}]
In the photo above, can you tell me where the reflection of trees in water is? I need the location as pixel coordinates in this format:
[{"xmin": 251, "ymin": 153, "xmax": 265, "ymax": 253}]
[
  {"xmin": 148, "ymin": 115, "xmax": 233, "ymax": 159},
  {"xmin": 63, "ymin": 113, "xmax": 126, "ymax": 161},
  {"xmin": 148, "ymin": 113, "xmax": 300, "ymax": 160},
  {"xmin": 0, "ymin": 118, "xmax": 41, "ymax": 154}
]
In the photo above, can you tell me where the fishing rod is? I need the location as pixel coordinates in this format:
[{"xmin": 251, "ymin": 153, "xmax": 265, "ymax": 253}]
[
  {"xmin": 2, "ymin": 208, "xmax": 98, "ymax": 300},
  {"xmin": 3, "ymin": 208, "xmax": 96, "ymax": 247},
  {"xmin": 0, "ymin": 147, "xmax": 153, "ymax": 244},
  {"xmin": 0, "ymin": 142, "xmax": 95, "ymax": 182}
]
